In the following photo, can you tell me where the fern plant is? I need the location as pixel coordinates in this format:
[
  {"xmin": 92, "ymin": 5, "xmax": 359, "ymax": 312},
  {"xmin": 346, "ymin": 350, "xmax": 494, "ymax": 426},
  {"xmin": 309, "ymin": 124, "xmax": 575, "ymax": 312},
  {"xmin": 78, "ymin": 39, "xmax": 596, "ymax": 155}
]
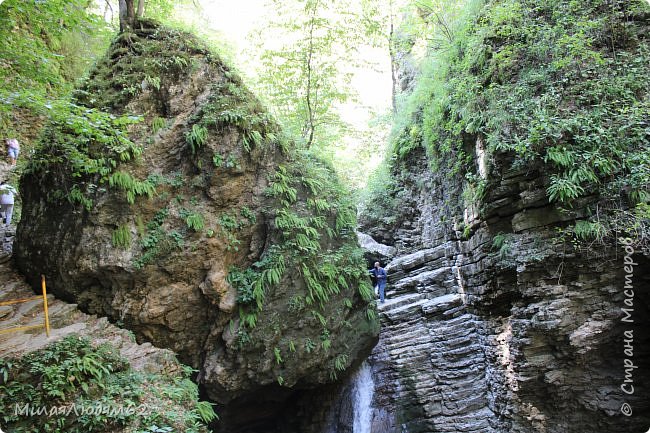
[
  {"xmin": 184, "ymin": 212, "xmax": 204, "ymax": 232},
  {"xmin": 572, "ymin": 220, "xmax": 606, "ymax": 242},
  {"xmin": 334, "ymin": 353, "xmax": 348, "ymax": 372},
  {"xmin": 108, "ymin": 171, "xmax": 156, "ymax": 204},
  {"xmin": 273, "ymin": 347, "xmax": 283, "ymax": 364},
  {"xmin": 112, "ymin": 224, "xmax": 132, "ymax": 249},
  {"xmin": 547, "ymin": 175, "xmax": 585, "ymax": 204},
  {"xmin": 151, "ymin": 116, "xmax": 166, "ymax": 133},
  {"xmin": 185, "ymin": 124, "xmax": 208, "ymax": 154},
  {"xmin": 195, "ymin": 401, "xmax": 218, "ymax": 423},
  {"xmin": 492, "ymin": 232, "xmax": 514, "ymax": 260}
]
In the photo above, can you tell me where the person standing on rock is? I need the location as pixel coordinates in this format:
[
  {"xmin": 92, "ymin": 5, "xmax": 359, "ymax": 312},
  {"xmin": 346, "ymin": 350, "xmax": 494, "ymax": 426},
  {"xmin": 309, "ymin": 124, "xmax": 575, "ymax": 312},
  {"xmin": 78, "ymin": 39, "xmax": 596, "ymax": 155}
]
[
  {"xmin": 370, "ymin": 261, "xmax": 388, "ymax": 304},
  {"xmin": 0, "ymin": 183, "xmax": 16, "ymax": 227},
  {"xmin": 6, "ymin": 138, "xmax": 20, "ymax": 166}
]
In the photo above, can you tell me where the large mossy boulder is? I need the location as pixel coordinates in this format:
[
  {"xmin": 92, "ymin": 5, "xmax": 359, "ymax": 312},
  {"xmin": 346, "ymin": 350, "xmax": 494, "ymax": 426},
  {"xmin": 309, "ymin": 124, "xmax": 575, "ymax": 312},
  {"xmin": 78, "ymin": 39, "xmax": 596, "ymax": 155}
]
[{"xmin": 14, "ymin": 20, "xmax": 379, "ymax": 424}]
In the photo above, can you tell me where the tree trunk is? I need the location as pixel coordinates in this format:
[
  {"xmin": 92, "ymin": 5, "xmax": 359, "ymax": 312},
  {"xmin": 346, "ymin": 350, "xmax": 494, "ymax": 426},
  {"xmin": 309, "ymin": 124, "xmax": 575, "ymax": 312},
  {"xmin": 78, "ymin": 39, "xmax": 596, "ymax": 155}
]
[
  {"xmin": 137, "ymin": 0, "xmax": 145, "ymax": 18},
  {"xmin": 119, "ymin": 0, "xmax": 137, "ymax": 31},
  {"xmin": 389, "ymin": 21, "xmax": 397, "ymax": 115},
  {"xmin": 304, "ymin": 0, "xmax": 319, "ymax": 149},
  {"xmin": 388, "ymin": 0, "xmax": 397, "ymax": 115}
]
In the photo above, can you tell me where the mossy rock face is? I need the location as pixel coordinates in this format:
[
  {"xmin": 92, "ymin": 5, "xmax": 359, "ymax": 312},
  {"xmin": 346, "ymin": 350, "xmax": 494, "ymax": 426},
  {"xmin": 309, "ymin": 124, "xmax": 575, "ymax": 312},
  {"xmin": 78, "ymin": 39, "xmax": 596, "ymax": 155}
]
[
  {"xmin": 14, "ymin": 20, "xmax": 378, "ymax": 427},
  {"xmin": 354, "ymin": 1, "xmax": 650, "ymax": 433}
]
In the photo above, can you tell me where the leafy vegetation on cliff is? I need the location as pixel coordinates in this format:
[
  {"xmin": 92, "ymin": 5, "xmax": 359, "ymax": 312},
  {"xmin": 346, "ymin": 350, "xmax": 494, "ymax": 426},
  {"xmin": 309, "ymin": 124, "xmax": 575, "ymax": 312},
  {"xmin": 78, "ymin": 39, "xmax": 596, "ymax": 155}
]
[
  {"xmin": 0, "ymin": 335, "xmax": 215, "ymax": 433},
  {"xmin": 229, "ymin": 152, "xmax": 376, "ymax": 338},
  {"xmin": 0, "ymin": 0, "xmax": 113, "ymax": 152},
  {"xmin": 18, "ymin": 18, "xmax": 378, "ymax": 390},
  {"xmin": 23, "ymin": 102, "xmax": 146, "ymax": 210},
  {"xmin": 365, "ymin": 0, "xmax": 650, "ymax": 247}
]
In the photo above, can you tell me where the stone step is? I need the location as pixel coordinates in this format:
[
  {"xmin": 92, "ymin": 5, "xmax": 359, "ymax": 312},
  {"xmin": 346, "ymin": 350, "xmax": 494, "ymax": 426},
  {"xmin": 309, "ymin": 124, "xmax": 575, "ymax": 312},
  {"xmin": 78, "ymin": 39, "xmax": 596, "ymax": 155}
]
[
  {"xmin": 430, "ymin": 362, "xmax": 487, "ymax": 380},
  {"xmin": 390, "ymin": 353, "xmax": 431, "ymax": 366},
  {"xmin": 429, "ymin": 324, "xmax": 477, "ymax": 342},
  {"xmin": 421, "ymin": 294, "xmax": 464, "ymax": 316},
  {"xmin": 380, "ymin": 298, "xmax": 430, "ymax": 321},
  {"xmin": 436, "ymin": 343, "xmax": 486, "ymax": 360},
  {"xmin": 378, "ymin": 292, "xmax": 426, "ymax": 311},
  {"xmin": 433, "ymin": 333, "xmax": 478, "ymax": 350},
  {"xmin": 382, "ymin": 323, "xmax": 429, "ymax": 339},
  {"xmin": 429, "ymin": 407, "xmax": 495, "ymax": 432},
  {"xmin": 48, "ymin": 302, "xmax": 82, "ymax": 327},
  {"xmin": 386, "ymin": 338, "xmax": 434, "ymax": 355},
  {"xmin": 392, "ymin": 267, "xmax": 452, "ymax": 293},
  {"xmin": 383, "ymin": 330, "xmax": 431, "ymax": 347},
  {"xmin": 386, "ymin": 246, "xmax": 448, "ymax": 274},
  {"xmin": 429, "ymin": 312, "xmax": 480, "ymax": 329}
]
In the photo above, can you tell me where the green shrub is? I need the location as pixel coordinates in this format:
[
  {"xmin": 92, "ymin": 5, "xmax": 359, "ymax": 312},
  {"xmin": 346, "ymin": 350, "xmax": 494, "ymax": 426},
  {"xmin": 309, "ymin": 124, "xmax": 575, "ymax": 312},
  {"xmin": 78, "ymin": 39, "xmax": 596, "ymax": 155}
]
[{"xmin": 25, "ymin": 102, "xmax": 144, "ymax": 210}]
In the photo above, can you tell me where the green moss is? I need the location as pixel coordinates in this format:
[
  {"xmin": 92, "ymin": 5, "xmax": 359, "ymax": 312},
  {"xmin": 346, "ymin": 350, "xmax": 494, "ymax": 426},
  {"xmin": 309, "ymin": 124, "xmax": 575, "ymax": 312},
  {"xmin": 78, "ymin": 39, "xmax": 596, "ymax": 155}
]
[
  {"xmin": 133, "ymin": 207, "xmax": 184, "ymax": 269},
  {"xmin": 190, "ymin": 75, "xmax": 281, "ymax": 154},
  {"xmin": 214, "ymin": 210, "xmax": 256, "ymax": 251},
  {"xmin": 74, "ymin": 20, "xmax": 210, "ymax": 111}
]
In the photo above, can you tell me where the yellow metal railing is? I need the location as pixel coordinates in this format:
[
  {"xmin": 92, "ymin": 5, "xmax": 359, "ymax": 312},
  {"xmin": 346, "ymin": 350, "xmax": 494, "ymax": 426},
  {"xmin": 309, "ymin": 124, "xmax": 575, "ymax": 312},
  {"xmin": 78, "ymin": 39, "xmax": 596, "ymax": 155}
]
[{"xmin": 0, "ymin": 275, "xmax": 50, "ymax": 337}]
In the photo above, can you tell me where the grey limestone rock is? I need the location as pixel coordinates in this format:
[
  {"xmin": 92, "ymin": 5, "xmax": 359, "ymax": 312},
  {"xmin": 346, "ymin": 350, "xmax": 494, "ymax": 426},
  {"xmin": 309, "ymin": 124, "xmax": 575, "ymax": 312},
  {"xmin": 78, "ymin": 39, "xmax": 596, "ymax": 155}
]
[{"xmin": 357, "ymin": 146, "xmax": 650, "ymax": 433}]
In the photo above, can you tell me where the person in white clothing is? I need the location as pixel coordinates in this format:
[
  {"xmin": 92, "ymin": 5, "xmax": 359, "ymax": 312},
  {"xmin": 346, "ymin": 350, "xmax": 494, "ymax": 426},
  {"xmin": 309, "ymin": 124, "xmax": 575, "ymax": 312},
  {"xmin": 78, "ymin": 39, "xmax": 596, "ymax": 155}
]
[{"xmin": 0, "ymin": 184, "xmax": 17, "ymax": 227}]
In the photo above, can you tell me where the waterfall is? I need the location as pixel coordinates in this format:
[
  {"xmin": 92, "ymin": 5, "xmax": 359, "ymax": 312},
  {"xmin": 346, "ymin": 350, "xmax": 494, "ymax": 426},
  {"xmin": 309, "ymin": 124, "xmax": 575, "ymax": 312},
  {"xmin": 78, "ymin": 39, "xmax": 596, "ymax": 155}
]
[{"xmin": 353, "ymin": 361, "xmax": 375, "ymax": 433}]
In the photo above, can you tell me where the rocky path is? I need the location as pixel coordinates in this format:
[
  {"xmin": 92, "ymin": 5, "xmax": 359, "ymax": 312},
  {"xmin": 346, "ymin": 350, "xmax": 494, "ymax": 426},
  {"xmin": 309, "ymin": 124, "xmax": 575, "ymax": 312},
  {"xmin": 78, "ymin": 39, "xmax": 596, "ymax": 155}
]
[
  {"xmin": 0, "ymin": 224, "xmax": 179, "ymax": 374},
  {"xmin": 0, "ymin": 162, "xmax": 174, "ymax": 370}
]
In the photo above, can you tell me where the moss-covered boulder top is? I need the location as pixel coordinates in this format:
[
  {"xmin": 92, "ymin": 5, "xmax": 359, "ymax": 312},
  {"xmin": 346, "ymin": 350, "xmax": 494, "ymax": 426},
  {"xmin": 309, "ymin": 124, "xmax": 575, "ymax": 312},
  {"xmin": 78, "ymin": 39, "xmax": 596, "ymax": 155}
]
[{"xmin": 14, "ymin": 19, "xmax": 379, "ymax": 427}]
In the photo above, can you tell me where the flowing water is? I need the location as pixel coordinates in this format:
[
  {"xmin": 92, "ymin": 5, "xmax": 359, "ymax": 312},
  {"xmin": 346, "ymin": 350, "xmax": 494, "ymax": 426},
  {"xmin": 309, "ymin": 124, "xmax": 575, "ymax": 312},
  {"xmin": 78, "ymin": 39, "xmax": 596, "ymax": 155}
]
[{"xmin": 353, "ymin": 361, "xmax": 375, "ymax": 433}]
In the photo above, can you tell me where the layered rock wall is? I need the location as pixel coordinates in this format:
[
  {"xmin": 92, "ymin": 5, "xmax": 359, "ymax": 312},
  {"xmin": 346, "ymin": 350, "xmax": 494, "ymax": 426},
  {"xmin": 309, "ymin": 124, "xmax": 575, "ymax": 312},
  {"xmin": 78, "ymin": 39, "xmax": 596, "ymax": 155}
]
[{"xmin": 359, "ymin": 147, "xmax": 650, "ymax": 433}]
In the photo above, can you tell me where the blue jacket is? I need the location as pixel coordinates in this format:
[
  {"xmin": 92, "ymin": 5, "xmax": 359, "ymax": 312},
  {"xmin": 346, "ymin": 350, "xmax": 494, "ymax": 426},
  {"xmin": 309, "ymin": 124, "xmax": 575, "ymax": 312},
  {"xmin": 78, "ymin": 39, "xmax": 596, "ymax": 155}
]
[{"xmin": 371, "ymin": 267, "xmax": 387, "ymax": 282}]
